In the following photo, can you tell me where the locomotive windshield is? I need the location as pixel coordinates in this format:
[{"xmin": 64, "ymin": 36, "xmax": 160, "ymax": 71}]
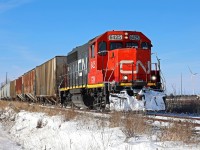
[
  {"xmin": 110, "ymin": 42, "xmax": 123, "ymax": 50},
  {"xmin": 141, "ymin": 42, "xmax": 151, "ymax": 49},
  {"xmin": 126, "ymin": 42, "xmax": 138, "ymax": 48},
  {"xmin": 98, "ymin": 41, "xmax": 107, "ymax": 56}
]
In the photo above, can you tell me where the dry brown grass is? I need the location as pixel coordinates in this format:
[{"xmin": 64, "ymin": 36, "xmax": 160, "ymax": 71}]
[
  {"xmin": 62, "ymin": 109, "xmax": 78, "ymax": 122},
  {"xmin": 0, "ymin": 100, "xmax": 11, "ymax": 109},
  {"xmin": 109, "ymin": 111, "xmax": 151, "ymax": 139},
  {"xmin": 0, "ymin": 100, "xmax": 26, "ymax": 113},
  {"xmin": 76, "ymin": 111, "xmax": 93, "ymax": 126},
  {"xmin": 109, "ymin": 111, "xmax": 123, "ymax": 128},
  {"xmin": 158, "ymin": 120, "xmax": 198, "ymax": 143},
  {"xmin": 27, "ymin": 104, "xmax": 43, "ymax": 113},
  {"xmin": 43, "ymin": 107, "xmax": 59, "ymax": 116},
  {"xmin": 12, "ymin": 101, "xmax": 29, "ymax": 112},
  {"xmin": 122, "ymin": 113, "xmax": 151, "ymax": 139},
  {"xmin": 0, "ymin": 100, "xmax": 79, "ymax": 120},
  {"xmin": 95, "ymin": 116, "xmax": 109, "ymax": 129}
]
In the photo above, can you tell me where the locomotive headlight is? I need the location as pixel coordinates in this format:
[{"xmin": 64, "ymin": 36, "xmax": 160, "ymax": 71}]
[
  {"xmin": 124, "ymin": 36, "xmax": 128, "ymax": 39},
  {"xmin": 123, "ymin": 75, "xmax": 128, "ymax": 80},
  {"xmin": 125, "ymin": 32, "xmax": 128, "ymax": 35},
  {"xmin": 151, "ymin": 75, "xmax": 157, "ymax": 81}
]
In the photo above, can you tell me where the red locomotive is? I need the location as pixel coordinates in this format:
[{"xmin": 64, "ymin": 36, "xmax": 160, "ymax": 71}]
[{"xmin": 59, "ymin": 30, "xmax": 163, "ymax": 109}]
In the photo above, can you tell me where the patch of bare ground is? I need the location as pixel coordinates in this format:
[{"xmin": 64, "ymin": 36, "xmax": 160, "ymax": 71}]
[
  {"xmin": 121, "ymin": 113, "xmax": 151, "ymax": 139},
  {"xmin": 61, "ymin": 109, "xmax": 78, "ymax": 122},
  {"xmin": 158, "ymin": 120, "xmax": 199, "ymax": 144},
  {"xmin": 109, "ymin": 111, "xmax": 123, "ymax": 128}
]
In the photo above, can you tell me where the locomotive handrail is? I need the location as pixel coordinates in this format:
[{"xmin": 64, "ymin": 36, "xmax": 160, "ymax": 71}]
[
  {"xmin": 107, "ymin": 62, "xmax": 119, "ymax": 82},
  {"xmin": 151, "ymin": 52, "xmax": 166, "ymax": 90},
  {"xmin": 160, "ymin": 70, "xmax": 166, "ymax": 90},
  {"xmin": 58, "ymin": 68, "xmax": 87, "ymax": 90},
  {"xmin": 103, "ymin": 57, "xmax": 109, "ymax": 82}
]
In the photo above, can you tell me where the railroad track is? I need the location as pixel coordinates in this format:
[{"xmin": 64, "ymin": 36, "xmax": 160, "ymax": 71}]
[{"xmin": 146, "ymin": 112, "xmax": 200, "ymax": 126}]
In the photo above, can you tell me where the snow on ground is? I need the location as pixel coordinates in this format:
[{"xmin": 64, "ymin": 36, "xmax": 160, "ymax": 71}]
[
  {"xmin": 0, "ymin": 123, "xmax": 22, "ymax": 150},
  {"xmin": 0, "ymin": 108, "xmax": 200, "ymax": 150},
  {"xmin": 109, "ymin": 88, "xmax": 166, "ymax": 111}
]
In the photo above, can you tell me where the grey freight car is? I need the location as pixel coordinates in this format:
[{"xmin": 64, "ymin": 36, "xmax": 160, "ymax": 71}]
[
  {"xmin": 0, "ymin": 80, "xmax": 16, "ymax": 100},
  {"xmin": 0, "ymin": 82, "xmax": 11, "ymax": 100}
]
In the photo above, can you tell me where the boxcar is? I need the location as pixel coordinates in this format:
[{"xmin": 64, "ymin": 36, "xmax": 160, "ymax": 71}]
[
  {"xmin": 35, "ymin": 56, "xmax": 67, "ymax": 103},
  {"xmin": 10, "ymin": 80, "xmax": 16, "ymax": 100},
  {"xmin": 0, "ymin": 82, "xmax": 11, "ymax": 100},
  {"xmin": 15, "ymin": 76, "xmax": 24, "ymax": 100},
  {"xmin": 23, "ymin": 69, "xmax": 36, "ymax": 102},
  {"xmin": 0, "ymin": 88, "xmax": 2, "ymax": 100}
]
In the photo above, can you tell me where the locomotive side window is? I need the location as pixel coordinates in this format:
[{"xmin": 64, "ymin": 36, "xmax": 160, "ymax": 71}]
[
  {"xmin": 98, "ymin": 41, "xmax": 107, "ymax": 56},
  {"xmin": 126, "ymin": 42, "xmax": 138, "ymax": 48},
  {"xmin": 110, "ymin": 42, "xmax": 123, "ymax": 50},
  {"xmin": 91, "ymin": 44, "xmax": 95, "ymax": 58},
  {"xmin": 141, "ymin": 42, "xmax": 151, "ymax": 49}
]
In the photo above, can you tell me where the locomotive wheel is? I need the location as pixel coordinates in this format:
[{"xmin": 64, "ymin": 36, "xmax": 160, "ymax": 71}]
[
  {"xmin": 63, "ymin": 100, "xmax": 74, "ymax": 108},
  {"xmin": 61, "ymin": 91, "xmax": 72, "ymax": 108},
  {"xmin": 93, "ymin": 95, "xmax": 106, "ymax": 110},
  {"xmin": 93, "ymin": 97, "xmax": 101, "ymax": 110}
]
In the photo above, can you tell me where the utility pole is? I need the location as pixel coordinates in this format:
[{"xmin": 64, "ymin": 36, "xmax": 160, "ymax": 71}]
[
  {"xmin": 6, "ymin": 72, "xmax": 7, "ymax": 84},
  {"xmin": 181, "ymin": 73, "xmax": 182, "ymax": 95}
]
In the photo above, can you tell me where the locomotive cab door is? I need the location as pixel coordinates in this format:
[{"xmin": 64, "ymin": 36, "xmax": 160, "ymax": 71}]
[{"xmin": 88, "ymin": 42, "xmax": 104, "ymax": 85}]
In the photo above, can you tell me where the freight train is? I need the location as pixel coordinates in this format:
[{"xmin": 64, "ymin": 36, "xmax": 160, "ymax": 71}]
[{"xmin": 0, "ymin": 30, "xmax": 166, "ymax": 111}]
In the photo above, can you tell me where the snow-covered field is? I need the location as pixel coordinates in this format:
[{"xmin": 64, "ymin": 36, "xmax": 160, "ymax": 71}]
[
  {"xmin": 0, "ymin": 123, "xmax": 21, "ymax": 150},
  {"xmin": 0, "ymin": 106, "xmax": 200, "ymax": 150}
]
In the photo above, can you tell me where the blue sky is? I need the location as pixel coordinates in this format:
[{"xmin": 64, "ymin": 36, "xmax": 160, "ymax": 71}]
[{"xmin": 0, "ymin": 0, "xmax": 200, "ymax": 94}]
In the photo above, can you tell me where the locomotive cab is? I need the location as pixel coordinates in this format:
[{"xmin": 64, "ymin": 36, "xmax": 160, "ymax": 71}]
[{"xmin": 88, "ymin": 31, "xmax": 162, "ymax": 93}]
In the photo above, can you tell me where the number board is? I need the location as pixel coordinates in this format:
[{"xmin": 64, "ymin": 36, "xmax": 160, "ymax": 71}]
[
  {"xmin": 129, "ymin": 35, "xmax": 140, "ymax": 40},
  {"xmin": 108, "ymin": 35, "xmax": 123, "ymax": 40}
]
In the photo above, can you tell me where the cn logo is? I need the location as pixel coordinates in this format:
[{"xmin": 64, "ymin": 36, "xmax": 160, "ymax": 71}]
[
  {"xmin": 91, "ymin": 61, "xmax": 95, "ymax": 69},
  {"xmin": 120, "ymin": 60, "xmax": 150, "ymax": 74}
]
